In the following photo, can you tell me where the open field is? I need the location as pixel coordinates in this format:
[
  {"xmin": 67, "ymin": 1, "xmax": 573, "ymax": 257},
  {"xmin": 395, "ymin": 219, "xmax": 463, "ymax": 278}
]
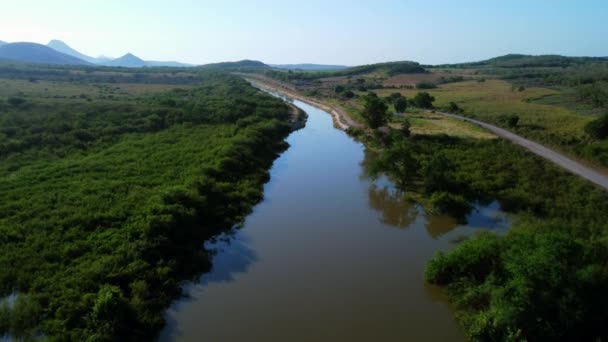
[
  {"xmin": 391, "ymin": 111, "xmax": 497, "ymax": 140},
  {"xmin": 373, "ymin": 79, "xmax": 592, "ymax": 138}
]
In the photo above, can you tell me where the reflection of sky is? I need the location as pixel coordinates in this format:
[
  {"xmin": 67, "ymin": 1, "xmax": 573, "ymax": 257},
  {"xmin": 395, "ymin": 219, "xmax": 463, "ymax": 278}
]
[{"xmin": 199, "ymin": 230, "xmax": 258, "ymax": 286}]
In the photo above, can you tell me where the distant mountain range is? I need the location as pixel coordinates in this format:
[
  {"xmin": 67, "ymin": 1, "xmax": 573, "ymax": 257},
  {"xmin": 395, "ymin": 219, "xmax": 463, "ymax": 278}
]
[
  {"xmin": 0, "ymin": 42, "xmax": 91, "ymax": 65},
  {"xmin": 270, "ymin": 64, "xmax": 350, "ymax": 71},
  {"xmin": 0, "ymin": 40, "xmax": 193, "ymax": 67}
]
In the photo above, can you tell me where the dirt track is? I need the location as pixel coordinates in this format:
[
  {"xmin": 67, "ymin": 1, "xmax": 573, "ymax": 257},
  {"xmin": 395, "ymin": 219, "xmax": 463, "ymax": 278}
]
[{"xmin": 437, "ymin": 111, "xmax": 608, "ymax": 191}]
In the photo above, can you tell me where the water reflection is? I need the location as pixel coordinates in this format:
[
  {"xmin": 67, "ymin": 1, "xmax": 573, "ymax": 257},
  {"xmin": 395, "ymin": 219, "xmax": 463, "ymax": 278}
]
[
  {"xmin": 367, "ymin": 184, "xmax": 419, "ymax": 228},
  {"xmin": 198, "ymin": 230, "xmax": 257, "ymax": 286}
]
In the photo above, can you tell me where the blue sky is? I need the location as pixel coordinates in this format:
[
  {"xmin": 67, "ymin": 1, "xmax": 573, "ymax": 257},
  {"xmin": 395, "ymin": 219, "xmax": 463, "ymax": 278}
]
[{"xmin": 1, "ymin": 0, "xmax": 607, "ymax": 65}]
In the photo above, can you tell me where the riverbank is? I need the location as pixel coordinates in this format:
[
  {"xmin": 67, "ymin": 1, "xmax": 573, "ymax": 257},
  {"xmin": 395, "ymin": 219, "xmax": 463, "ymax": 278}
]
[{"xmin": 243, "ymin": 75, "xmax": 362, "ymax": 130}]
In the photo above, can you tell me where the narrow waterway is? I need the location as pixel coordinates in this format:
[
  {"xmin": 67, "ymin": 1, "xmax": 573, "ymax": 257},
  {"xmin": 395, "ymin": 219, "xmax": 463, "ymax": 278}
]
[{"xmin": 160, "ymin": 99, "xmax": 510, "ymax": 341}]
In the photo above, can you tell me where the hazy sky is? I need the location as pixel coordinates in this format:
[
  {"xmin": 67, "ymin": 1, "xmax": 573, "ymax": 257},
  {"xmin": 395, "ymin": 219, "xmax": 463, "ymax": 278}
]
[{"xmin": 1, "ymin": 0, "xmax": 607, "ymax": 65}]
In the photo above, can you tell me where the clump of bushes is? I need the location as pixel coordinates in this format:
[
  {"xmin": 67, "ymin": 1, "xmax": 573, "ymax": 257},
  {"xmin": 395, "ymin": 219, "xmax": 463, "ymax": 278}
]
[{"xmin": 585, "ymin": 113, "xmax": 608, "ymax": 140}]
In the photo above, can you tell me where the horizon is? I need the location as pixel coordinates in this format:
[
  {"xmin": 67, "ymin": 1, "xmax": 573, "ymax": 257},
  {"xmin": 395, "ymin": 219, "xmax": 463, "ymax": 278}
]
[{"xmin": 2, "ymin": 0, "xmax": 608, "ymax": 65}]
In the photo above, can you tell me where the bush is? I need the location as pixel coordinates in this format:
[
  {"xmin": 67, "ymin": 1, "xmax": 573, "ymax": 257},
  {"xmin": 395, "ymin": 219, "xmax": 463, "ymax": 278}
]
[
  {"xmin": 429, "ymin": 191, "xmax": 472, "ymax": 217},
  {"xmin": 7, "ymin": 97, "xmax": 26, "ymax": 106},
  {"xmin": 416, "ymin": 82, "xmax": 437, "ymax": 89},
  {"xmin": 412, "ymin": 92, "xmax": 435, "ymax": 109},
  {"xmin": 585, "ymin": 113, "xmax": 608, "ymax": 139},
  {"xmin": 394, "ymin": 97, "xmax": 408, "ymax": 113}
]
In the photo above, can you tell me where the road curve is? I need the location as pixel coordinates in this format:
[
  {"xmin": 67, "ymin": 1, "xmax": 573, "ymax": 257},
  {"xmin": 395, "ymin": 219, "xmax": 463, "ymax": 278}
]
[{"xmin": 436, "ymin": 111, "xmax": 608, "ymax": 191}]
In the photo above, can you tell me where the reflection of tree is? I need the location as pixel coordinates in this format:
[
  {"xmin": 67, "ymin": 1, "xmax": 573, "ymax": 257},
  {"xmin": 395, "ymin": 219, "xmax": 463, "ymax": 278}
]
[
  {"xmin": 367, "ymin": 184, "xmax": 418, "ymax": 228},
  {"xmin": 424, "ymin": 214, "xmax": 459, "ymax": 239},
  {"xmin": 359, "ymin": 149, "xmax": 379, "ymax": 181}
]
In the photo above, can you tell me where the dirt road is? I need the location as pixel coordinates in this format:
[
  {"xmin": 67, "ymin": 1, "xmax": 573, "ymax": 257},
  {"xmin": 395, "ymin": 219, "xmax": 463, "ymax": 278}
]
[{"xmin": 437, "ymin": 111, "xmax": 608, "ymax": 191}]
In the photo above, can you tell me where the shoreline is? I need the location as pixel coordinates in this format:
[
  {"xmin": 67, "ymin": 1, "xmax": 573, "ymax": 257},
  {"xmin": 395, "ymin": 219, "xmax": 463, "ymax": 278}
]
[{"xmin": 243, "ymin": 76, "xmax": 361, "ymax": 131}]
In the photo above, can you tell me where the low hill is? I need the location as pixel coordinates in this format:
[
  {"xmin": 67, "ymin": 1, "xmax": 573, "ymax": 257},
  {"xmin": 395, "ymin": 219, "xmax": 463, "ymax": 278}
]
[
  {"xmin": 198, "ymin": 60, "xmax": 270, "ymax": 71},
  {"xmin": 443, "ymin": 54, "xmax": 608, "ymax": 69},
  {"xmin": 104, "ymin": 53, "xmax": 147, "ymax": 67},
  {"xmin": 270, "ymin": 63, "xmax": 350, "ymax": 71},
  {"xmin": 264, "ymin": 60, "xmax": 427, "ymax": 82},
  {"xmin": 0, "ymin": 42, "xmax": 90, "ymax": 65},
  {"xmin": 145, "ymin": 60, "xmax": 193, "ymax": 67}
]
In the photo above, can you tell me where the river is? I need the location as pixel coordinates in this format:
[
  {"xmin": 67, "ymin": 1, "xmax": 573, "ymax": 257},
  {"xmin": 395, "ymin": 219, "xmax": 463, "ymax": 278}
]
[{"xmin": 159, "ymin": 98, "xmax": 510, "ymax": 341}]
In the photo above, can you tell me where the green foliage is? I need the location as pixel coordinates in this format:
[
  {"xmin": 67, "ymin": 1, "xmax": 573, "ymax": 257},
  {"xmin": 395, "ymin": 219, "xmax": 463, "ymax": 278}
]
[
  {"xmin": 370, "ymin": 132, "xmax": 608, "ymax": 341},
  {"xmin": 264, "ymin": 61, "xmax": 426, "ymax": 81},
  {"xmin": 362, "ymin": 95, "xmax": 389, "ymax": 129},
  {"xmin": 577, "ymin": 82, "xmax": 608, "ymax": 107},
  {"xmin": 415, "ymin": 82, "xmax": 437, "ymax": 89},
  {"xmin": 394, "ymin": 96, "xmax": 408, "ymax": 113},
  {"xmin": 411, "ymin": 92, "xmax": 435, "ymax": 108},
  {"xmin": 585, "ymin": 113, "xmax": 608, "ymax": 139},
  {"xmin": 370, "ymin": 139, "xmax": 419, "ymax": 188},
  {"xmin": 445, "ymin": 101, "xmax": 462, "ymax": 113},
  {"xmin": 7, "ymin": 97, "xmax": 26, "ymax": 106},
  {"xmin": 400, "ymin": 119, "xmax": 411, "ymax": 137},
  {"xmin": 0, "ymin": 72, "xmax": 292, "ymax": 340},
  {"xmin": 428, "ymin": 229, "xmax": 608, "ymax": 341},
  {"xmin": 500, "ymin": 114, "xmax": 520, "ymax": 128},
  {"xmin": 334, "ymin": 85, "xmax": 345, "ymax": 93}
]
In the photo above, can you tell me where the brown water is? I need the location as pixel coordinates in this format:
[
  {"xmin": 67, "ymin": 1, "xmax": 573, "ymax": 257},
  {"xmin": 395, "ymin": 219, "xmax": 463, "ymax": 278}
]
[{"xmin": 159, "ymin": 99, "xmax": 510, "ymax": 341}]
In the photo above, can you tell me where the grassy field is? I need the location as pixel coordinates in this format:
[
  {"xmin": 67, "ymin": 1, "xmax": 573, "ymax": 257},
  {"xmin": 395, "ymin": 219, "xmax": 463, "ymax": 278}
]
[
  {"xmin": 374, "ymin": 79, "xmax": 592, "ymax": 137},
  {"xmin": 391, "ymin": 112, "xmax": 496, "ymax": 140}
]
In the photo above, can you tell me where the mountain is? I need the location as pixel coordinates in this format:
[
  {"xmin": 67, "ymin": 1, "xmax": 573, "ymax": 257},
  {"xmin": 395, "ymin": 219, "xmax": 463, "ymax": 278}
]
[
  {"xmin": 0, "ymin": 42, "xmax": 90, "ymax": 65},
  {"xmin": 47, "ymin": 39, "xmax": 101, "ymax": 64},
  {"xmin": 104, "ymin": 53, "xmax": 147, "ymax": 67},
  {"xmin": 270, "ymin": 63, "xmax": 350, "ymax": 71},
  {"xmin": 0, "ymin": 41, "xmax": 6, "ymax": 47}
]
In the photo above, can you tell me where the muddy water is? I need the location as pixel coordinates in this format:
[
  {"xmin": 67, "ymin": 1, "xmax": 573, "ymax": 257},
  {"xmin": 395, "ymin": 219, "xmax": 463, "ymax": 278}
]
[{"xmin": 160, "ymin": 99, "xmax": 510, "ymax": 341}]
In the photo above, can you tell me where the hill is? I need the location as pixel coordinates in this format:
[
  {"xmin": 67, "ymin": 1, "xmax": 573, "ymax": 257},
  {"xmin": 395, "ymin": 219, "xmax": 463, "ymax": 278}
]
[
  {"xmin": 441, "ymin": 54, "xmax": 608, "ymax": 69},
  {"xmin": 104, "ymin": 53, "xmax": 147, "ymax": 67},
  {"xmin": 270, "ymin": 63, "xmax": 350, "ymax": 71},
  {"xmin": 0, "ymin": 42, "xmax": 90, "ymax": 65},
  {"xmin": 198, "ymin": 59, "xmax": 270, "ymax": 71},
  {"xmin": 47, "ymin": 39, "xmax": 100, "ymax": 64},
  {"xmin": 145, "ymin": 60, "xmax": 193, "ymax": 67}
]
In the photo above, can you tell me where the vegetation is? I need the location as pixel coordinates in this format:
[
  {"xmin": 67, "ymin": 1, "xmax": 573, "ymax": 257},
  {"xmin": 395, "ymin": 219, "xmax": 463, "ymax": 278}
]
[
  {"xmin": 362, "ymin": 94, "xmax": 389, "ymax": 129},
  {"xmin": 411, "ymin": 92, "xmax": 435, "ymax": 109},
  {"xmin": 366, "ymin": 130, "xmax": 608, "ymax": 341},
  {"xmin": 585, "ymin": 113, "xmax": 608, "ymax": 139},
  {"xmin": 264, "ymin": 61, "xmax": 426, "ymax": 82},
  {"xmin": 0, "ymin": 68, "xmax": 293, "ymax": 340}
]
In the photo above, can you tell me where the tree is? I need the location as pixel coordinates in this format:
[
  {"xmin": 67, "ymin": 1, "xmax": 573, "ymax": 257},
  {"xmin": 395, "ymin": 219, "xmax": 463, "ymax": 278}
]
[
  {"xmin": 401, "ymin": 119, "xmax": 411, "ymax": 137},
  {"xmin": 343, "ymin": 90, "xmax": 355, "ymax": 99},
  {"xmin": 446, "ymin": 102, "xmax": 462, "ymax": 113},
  {"xmin": 386, "ymin": 92, "xmax": 402, "ymax": 104},
  {"xmin": 412, "ymin": 92, "xmax": 435, "ymax": 109},
  {"xmin": 334, "ymin": 85, "xmax": 345, "ymax": 93},
  {"xmin": 362, "ymin": 95, "xmax": 389, "ymax": 129},
  {"xmin": 501, "ymin": 114, "xmax": 519, "ymax": 128},
  {"xmin": 394, "ymin": 97, "xmax": 408, "ymax": 113},
  {"xmin": 585, "ymin": 113, "xmax": 608, "ymax": 140},
  {"xmin": 371, "ymin": 139, "xmax": 419, "ymax": 189}
]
